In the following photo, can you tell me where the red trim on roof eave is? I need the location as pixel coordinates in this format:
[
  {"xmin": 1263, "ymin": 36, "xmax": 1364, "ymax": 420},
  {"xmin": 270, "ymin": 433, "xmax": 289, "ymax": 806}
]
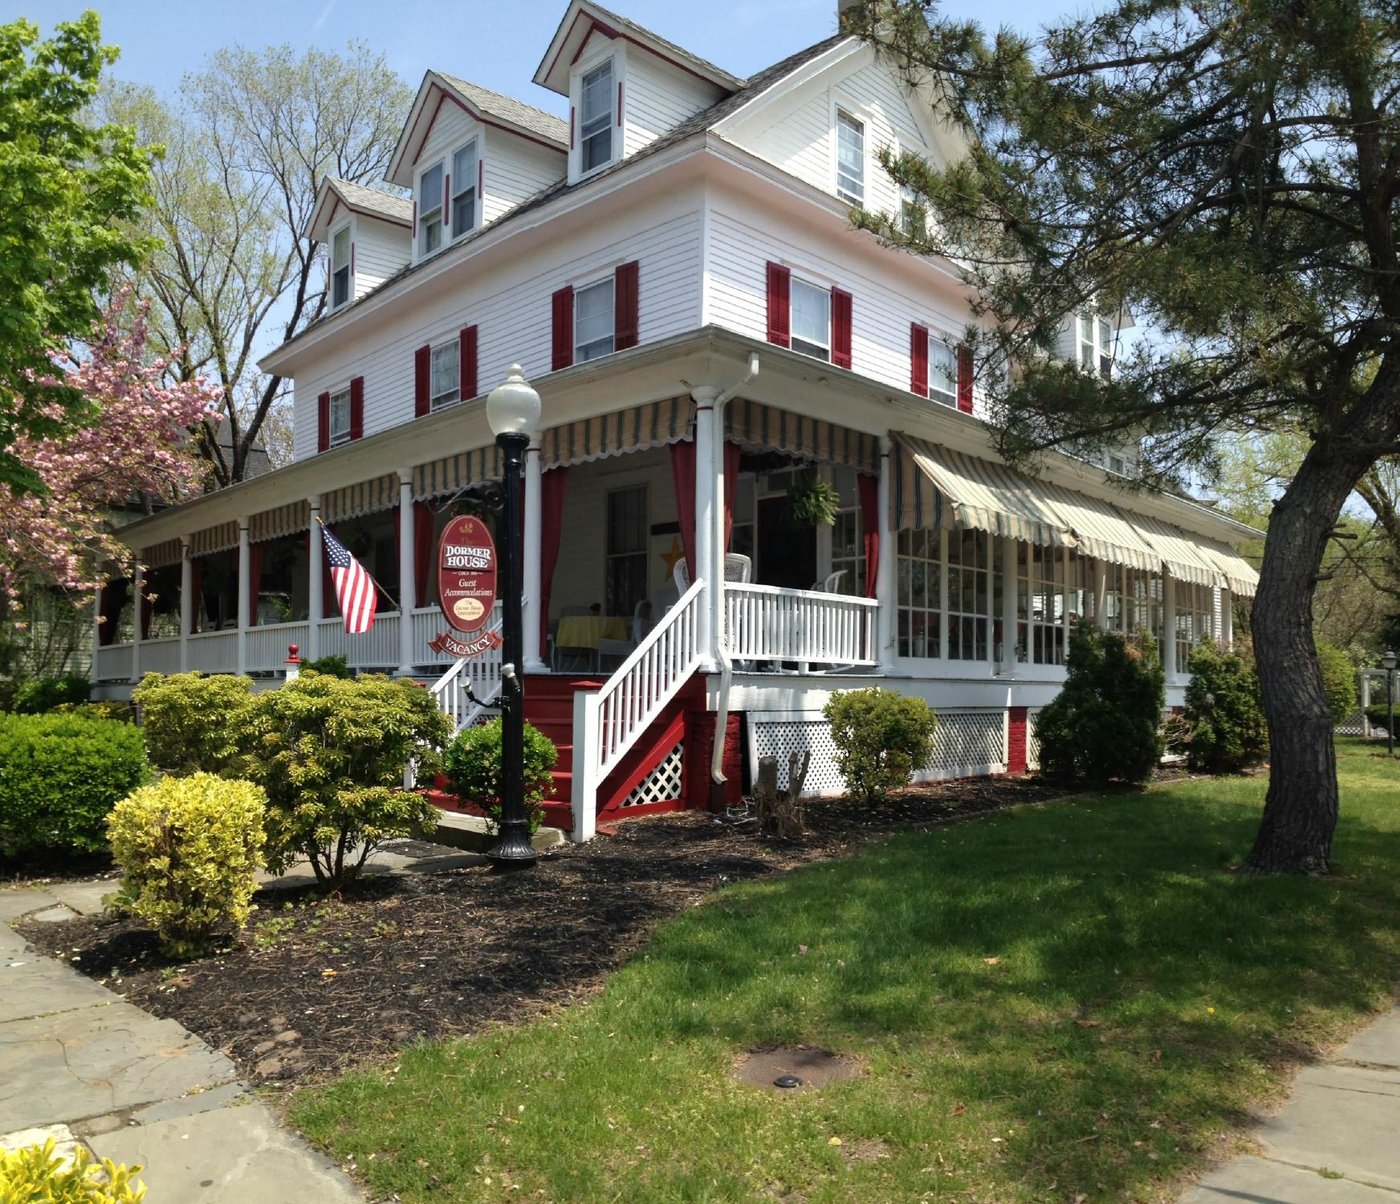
[
  {"xmin": 433, "ymin": 86, "xmax": 566, "ymax": 155},
  {"xmin": 545, "ymin": 10, "xmax": 737, "ymax": 94}
]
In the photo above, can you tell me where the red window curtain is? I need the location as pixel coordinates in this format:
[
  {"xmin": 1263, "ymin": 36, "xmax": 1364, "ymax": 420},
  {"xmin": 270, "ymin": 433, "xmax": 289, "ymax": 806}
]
[
  {"xmin": 956, "ymin": 345, "xmax": 974, "ymax": 413},
  {"xmin": 139, "ymin": 583, "xmax": 154, "ymax": 641},
  {"xmin": 317, "ymin": 391, "xmax": 330, "ymax": 451},
  {"xmin": 414, "ymin": 344, "xmax": 431, "ymax": 417},
  {"xmin": 723, "ymin": 441, "xmax": 740, "ymax": 551},
  {"xmin": 551, "ymin": 286, "xmax": 574, "ymax": 371},
  {"xmin": 910, "ymin": 323, "xmax": 929, "ymax": 396},
  {"xmin": 189, "ymin": 558, "xmax": 203, "ymax": 634},
  {"xmin": 414, "ymin": 502, "xmax": 435, "ymax": 609},
  {"xmin": 459, "ymin": 325, "xmax": 478, "ymax": 401},
  {"xmin": 614, "ymin": 260, "xmax": 639, "ymax": 350},
  {"xmin": 538, "ymin": 467, "xmax": 570, "ymax": 652},
  {"xmin": 831, "ymin": 287, "xmax": 853, "ymax": 369},
  {"xmin": 98, "ymin": 580, "xmax": 127, "ymax": 646},
  {"xmin": 858, "ymin": 472, "xmax": 879, "ymax": 599},
  {"xmin": 247, "ymin": 542, "xmax": 264, "ymax": 627},
  {"xmin": 349, "ymin": 376, "xmax": 364, "ymax": 439},
  {"xmin": 765, "ymin": 262, "xmax": 791, "ymax": 348},
  {"xmin": 670, "ymin": 439, "xmax": 696, "ymax": 579}
]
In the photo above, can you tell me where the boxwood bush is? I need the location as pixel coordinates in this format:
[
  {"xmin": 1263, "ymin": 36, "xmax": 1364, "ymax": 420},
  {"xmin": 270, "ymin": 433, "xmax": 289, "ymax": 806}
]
[
  {"xmin": 823, "ymin": 687, "xmax": 937, "ymax": 803},
  {"xmin": 11, "ymin": 674, "xmax": 91, "ymax": 714},
  {"xmin": 0, "ymin": 1138, "xmax": 145, "ymax": 1202},
  {"xmin": 133, "ymin": 671, "xmax": 253, "ymax": 775},
  {"xmin": 0, "ymin": 713, "xmax": 147, "ymax": 859},
  {"xmin": 444, "ymin": 719, "xmax": 558, "ymax": 834}
]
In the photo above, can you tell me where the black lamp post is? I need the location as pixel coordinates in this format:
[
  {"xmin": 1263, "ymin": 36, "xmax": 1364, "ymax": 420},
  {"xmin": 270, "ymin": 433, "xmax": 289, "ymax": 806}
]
[
  {"xmin": 486, "ymin": 364, "xmax": 541, "ymax": 869},
  {"xmin": 1384, "ymin": 649, "xmax": 1397, "ymax": 759}
]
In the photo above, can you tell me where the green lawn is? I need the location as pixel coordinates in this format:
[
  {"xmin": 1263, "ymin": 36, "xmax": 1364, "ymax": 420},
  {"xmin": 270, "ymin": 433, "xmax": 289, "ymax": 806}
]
[{"xmin": 291, "ymin": 742, "xmax": 1400, "ymax": 1203}]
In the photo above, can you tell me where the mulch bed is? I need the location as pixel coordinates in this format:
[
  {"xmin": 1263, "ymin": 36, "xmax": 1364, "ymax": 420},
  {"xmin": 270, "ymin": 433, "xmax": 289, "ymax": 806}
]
[{"xmin": 18, "ymin": 775, "xmax": 1071, "ymax": 1096}]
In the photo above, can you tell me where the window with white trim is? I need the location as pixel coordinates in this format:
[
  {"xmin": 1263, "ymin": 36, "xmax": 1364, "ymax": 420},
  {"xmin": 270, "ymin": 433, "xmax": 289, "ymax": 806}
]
[
  {"xmin": 947, "ymin": 527, "xmax": 991, "ymax": 660},
  {"xmin": 836, "ymin": 110, "xmax": 865, "ymax": 205},
  {"xmin": 329, "ymin": 388, "xmax": 351, "ymax": 446},
  {"xmin": 429, "ymin": 341, "xmax": 459, "ymax": 410},
  {"xmin": 418, "ymin": 161, "xmax": 443, "ymax": 255},
  {"xmin": 1175, "ymin": 581, "xmax": 1214, "ymax": 670},
  {"xmin": 330, "ymin": 225, "xmax": 351, "ymax": 310},
  {"xmin": 829, "ymin": 465, "xmax": 863, "ymax": 596},
  {"xmin": 451, "ymin": 140, "xmax": 478, "ymax": 237},
  {"xmin": 575, "ymin": 276, "xmax": 615, "ymax": 362},
  {"xmin": 605, "ymin": 484, "xmax": 648, "ymax": 617},
  {"xmin": 896, "ymin": 527, "xmax": 941, "ymax": 658},
  {"xmin": 580, "ymin": 61, "xmax": 614, "ymax": 175},
  {"xmin": 791, "ymin": 278, "xmax": 830, "ymax": 360},
  {"xmin": 929, "ymin": 337, "xmax": 957, "ymax": 407},
  {"xmin": 1076, "ymin": 308, "xmax": 1116, "ymax": 379}
]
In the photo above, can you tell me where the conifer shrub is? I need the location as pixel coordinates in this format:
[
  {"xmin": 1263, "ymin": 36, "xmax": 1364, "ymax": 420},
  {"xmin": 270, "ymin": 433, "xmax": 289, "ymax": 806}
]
[
  {"xmin": 444, "ymin": 719, "xmax": 558, "ymax": 834},
  {"xmin": 107, "ymin": 774, "xmax": 266, "ymax": 958},
  {"xmin": 11, "ymin": 673, "xmax": 91, "ymax": 714},
  {"xmin": 1036, "ymin": 625, "xmax": 1165, "ymax": 787},
  {"xmin": 823, "ymin": 687, "xmax": 937, "ymax": 803},
  {"xmin": 1182, "ymin": 641, "xmax": 1268, "ymax": 773},
  {"xmin": 0, "ymin": 713, "xmax": 147, "ymax": 859},
  {"xmin": 234, "ymin": 673, "xmax": 452, "ymax": 886},
  {"xmin": 0, "ymin": 1137, "xmax": 145, "ymax": 1202},
  {"xmin": 1316, "ymin": 640, "xmax": 1358, "ymax": 723},
  {"xmin": 300, "ymin": 654, "xmax": 351, "ymax": 678},
  {"xmin": 133, "ymin": 671, "xmax": 253, "ymax": 775}
]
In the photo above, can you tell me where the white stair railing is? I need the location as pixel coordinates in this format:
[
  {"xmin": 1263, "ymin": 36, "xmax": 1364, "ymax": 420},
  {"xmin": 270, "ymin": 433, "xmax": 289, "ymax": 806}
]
[
  {"xmin": 571, "ymin": 579, "xmax": 706, "ymax": 842},
  {"xmin": 429, "ymin": 612, "xmax": 504, "ymax": 732}
]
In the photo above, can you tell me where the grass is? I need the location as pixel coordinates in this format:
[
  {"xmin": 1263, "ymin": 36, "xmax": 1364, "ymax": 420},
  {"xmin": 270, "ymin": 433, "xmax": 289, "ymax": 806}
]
[{"xmin": 290, "ymin": 742, "xmax": 1400, "ymax": 1203}]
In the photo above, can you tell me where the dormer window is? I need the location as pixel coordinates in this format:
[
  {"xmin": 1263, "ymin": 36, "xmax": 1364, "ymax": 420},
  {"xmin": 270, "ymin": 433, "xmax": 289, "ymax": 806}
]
[
  {"xmin": 451, "ymin": 140, "xmax": 478, "ymax": 237},
  {"xmin": 330, "ymin": 225, "xmax": 351, "ymax": 310},
  {"xmin": 575, "ymin": 276, "xmax": 615, "ymax": 362},
  {"xmin": 836, "ymin": 110, "xmax": 865, "ymax": 205},
  {"xmin": 580, "ymin": 61, "xmax": 614, "ymax": 175},
  {"xmin": 791, "ymin": 278, "xmax": 831, "ymax": 360},
  {"xmin": 418, "ymin": 161, "xmax": 444, "ymax": 255}
]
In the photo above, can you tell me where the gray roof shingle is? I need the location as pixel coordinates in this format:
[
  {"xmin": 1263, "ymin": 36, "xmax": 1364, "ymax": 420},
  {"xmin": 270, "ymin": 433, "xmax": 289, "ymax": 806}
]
[
  {"xmin": 436, "ymin": 74, "xmax": 570, "ymax": 146},
  {"xmin": 328, "ymin": 178, "xmax": 414, "ymax": 225}
]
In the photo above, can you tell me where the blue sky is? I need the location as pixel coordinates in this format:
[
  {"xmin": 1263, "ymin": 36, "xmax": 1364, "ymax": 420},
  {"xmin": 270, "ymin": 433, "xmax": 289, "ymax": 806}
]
[{"xmin": 16, "ymin": 0, "xmax": 1051, "ymax": 110}]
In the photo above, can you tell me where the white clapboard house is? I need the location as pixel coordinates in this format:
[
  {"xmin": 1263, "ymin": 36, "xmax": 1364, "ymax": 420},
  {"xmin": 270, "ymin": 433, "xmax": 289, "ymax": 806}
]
[{"xmin": 97, "ymin": 0, "xmax": 1259, "ymax": 838}]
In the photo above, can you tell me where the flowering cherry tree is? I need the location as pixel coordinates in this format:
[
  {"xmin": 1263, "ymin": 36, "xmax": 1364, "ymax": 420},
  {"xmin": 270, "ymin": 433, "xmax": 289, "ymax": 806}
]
[{"xmin": 2, "ymin": 291, "xmax": 222, "ymax": 597}]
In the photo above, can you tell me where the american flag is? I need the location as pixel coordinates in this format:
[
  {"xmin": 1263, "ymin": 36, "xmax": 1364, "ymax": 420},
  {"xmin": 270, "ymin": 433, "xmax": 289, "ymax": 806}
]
[{"xmin": 322, "ymin": 526, "xmax": 378, "ymax": 634}]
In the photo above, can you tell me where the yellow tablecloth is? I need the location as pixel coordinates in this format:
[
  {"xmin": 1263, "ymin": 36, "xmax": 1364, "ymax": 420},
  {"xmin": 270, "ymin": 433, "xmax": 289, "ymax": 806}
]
[{"xmin": 555, "ymin": 614, "xmax": 629, "ymax": 650}]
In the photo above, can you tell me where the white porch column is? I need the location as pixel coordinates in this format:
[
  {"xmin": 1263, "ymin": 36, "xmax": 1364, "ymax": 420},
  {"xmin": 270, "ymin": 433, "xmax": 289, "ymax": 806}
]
[
  {"xmin": 938, "ymin": 529, "xmax": 950, "ymax": 660},
  {"xmin": 876, "ymin": 436, "xmax": 895, "ymax": 671},
  {"xmin": 1221, "ymin": 587, "xmax": 1234, "ymax": 649},
  {"xmin": 396, "ymin": 470, "xmax": 415, "ymax": 676},
  {"xmin": 236, "ymin": 519, "xmax": 250, "ymax": 675},
  {"xmin": 1095, "ymin": 560, "xmax": 1109, "ymax": 628},
  {"xmin": 179, "ymin": 538, "xmax": 192, "ymax": 671},
  {"xmin": 523, "ymin": 440, "xmax": 546, "ymax": 672},
  {"xmin": 1163, "ymin": 572, "xmax": 1178, "ymax": 679},
  {"xmin": 691, "ymin": 386, "xmax": 718, "ymax": 671},
  {"xmin": 131, "ymin": 560, "xmax": 143, "ymax": 683},
  {"xmin": 307, "ymin": 497, "xmax": 323, "ymax": 661},
  {"xmin": 89, "ymin": 583, "xmax": 102, "ymax": 686},
  {"xmin": 1000, "ymin": 535, "xmax": 1018, "ymax": 674}
]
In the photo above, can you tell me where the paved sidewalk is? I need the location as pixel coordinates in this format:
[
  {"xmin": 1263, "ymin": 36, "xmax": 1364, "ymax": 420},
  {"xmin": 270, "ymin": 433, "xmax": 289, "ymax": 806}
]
[
  {"xmin": 1183, "ymin": 1006, "xmax": 1400, "ymax": 1202},
  {"xmin": 0, "ymin": 883, "xmax": 363, "ymax": 1203}
]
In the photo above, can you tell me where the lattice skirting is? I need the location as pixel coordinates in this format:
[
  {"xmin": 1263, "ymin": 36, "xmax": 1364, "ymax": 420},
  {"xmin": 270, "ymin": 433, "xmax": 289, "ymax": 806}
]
[
  {"xmin": 748, "ymin": 709, "xmax": 1010, "ymax": 798},
  {"xmin": 1027, "ymin": 708, "xmax": 1042, "ymax": 771},
  {"xmin": 1334, "ymin": 710, "xmax": 1370, "ymax": 738},
  {"xmin": 618, "ymin": 743, "xmax": 685, "ymax": 808}
]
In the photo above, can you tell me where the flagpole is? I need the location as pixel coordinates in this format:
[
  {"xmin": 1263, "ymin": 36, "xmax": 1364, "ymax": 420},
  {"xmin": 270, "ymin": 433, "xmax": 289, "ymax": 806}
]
[{"xmin": 315, "ymin": 516, "xmax": 399, "ymax": 612}]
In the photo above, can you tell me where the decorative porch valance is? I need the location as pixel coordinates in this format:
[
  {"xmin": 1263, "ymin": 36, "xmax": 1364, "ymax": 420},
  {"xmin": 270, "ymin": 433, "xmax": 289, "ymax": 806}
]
[
  {"xmin": 249, "ymin": 500, "xmax": 310, "ymax": 544},
  {"xmin": 140, "ymin": 538, "xmax": 183, "ymax": 569},
  {"xmin": 1038, "ymin": 482, "xmax": 1161, "ymax": 573},
  {"xmin": 726, "ymin": 399, "xmax": 880, "ymax": 475},
  {"xmin": 1196, "ymin": 535, "xmax": 1260, "ymax": 597},
  {"xmin": 189, "ymin": 521, "xmax": 239, "ymax": 557},
  {"xmin": 1120, "ymin": 512, "xmax": 1222, "ymax": 588},
  {"xmin": 322, "ymin": 474, "xmax": 399, "ymax": 523},
  {"xmin": 891, "ymin": 433, "xmax": 1074, "ymax": 548},
  {"xmin": 414, "ymin": 446, "xmax": 501, "ymax": 501},
  {"xmin": 538, "ymin": 397, "xmax": 691, "ymax": 469}
]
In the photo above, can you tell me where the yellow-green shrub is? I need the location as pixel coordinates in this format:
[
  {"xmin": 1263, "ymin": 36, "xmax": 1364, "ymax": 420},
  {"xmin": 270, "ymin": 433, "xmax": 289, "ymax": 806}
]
[
  {"xmin": 824, "ymin": 687, "xmax": 937, "ymax": 803},
  {"xmin": 107, "ymin": 774, "xmax": 266, "ymax": 958},
  {"xmin": 132, "ymin": 672, "xmax": 253, "ymax": 775},
  {"xmin": 0, "ymin": 1137, "xmax": 145, "ymax": 1202}
]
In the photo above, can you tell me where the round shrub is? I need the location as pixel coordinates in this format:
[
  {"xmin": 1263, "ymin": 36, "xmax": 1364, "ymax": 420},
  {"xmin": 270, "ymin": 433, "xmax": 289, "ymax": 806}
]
[
  {"xmin": 444, "ymin": 719, "xmax": 558, "ymax": 834},
  {"xmin": 823, "ymin": 687, "xmax": 937, "ymax": 804},
  {"xmin": 1183, "ymin": 641, "xmax": 1267, "ymax": 773},
  {"xmin": 0, "ymin": 1137, "xmax": 145, "ymax": 1202},
  {"xmin": 0, "ymin": 713, "xmax": 147, "ymax": 859},
  {"xmin": 1315, "ymin": 641, "xmax": 1358, "ymax": 723},
  {"xmin": 107, "ymin": 774, "xmax": 266, "ymax": 959},
  {"xmin": 1036, "ymin": 625, "xmax": 1165, "ymax": 787},
  {"xmin": 11, "ymin": 674, "xmax": 91, "ymax": 714},
  {"xmin": 133, "ymin": 671, "xmax": 253, "ymax": 775}
]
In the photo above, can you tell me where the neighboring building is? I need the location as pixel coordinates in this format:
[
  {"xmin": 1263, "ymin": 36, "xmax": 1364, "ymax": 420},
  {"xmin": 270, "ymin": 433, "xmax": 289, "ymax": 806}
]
[{"xmin": 98, "ymin": 0, "xmax": 1259, "ymax": 838}]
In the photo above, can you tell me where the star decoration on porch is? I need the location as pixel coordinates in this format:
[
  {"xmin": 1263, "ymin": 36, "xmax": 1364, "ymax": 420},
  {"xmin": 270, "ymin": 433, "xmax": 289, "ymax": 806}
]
[{"xmin": 661, "ymin": 536, "xmax": 685, "ymax": 575}]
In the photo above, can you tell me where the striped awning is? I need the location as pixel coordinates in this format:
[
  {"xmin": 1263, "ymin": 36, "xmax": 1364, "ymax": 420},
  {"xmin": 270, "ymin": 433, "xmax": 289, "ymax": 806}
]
[
  {"xmin": 1038, "ymin": 482, "xmax": 1161, "ymax": 573},
  {"xmin": 322, "ymin": 474, "xmax": 399, "ymax": 523},
  {"xmin": 141, "ymin": 538, "xmax": 183, "ymax": 569},
  {"xmin": 1121, "ymin": 512, "xmax": 1222, "ymax": 588},
  {"xmin": 539, "ymin": 397, "xmax": 691, "ymax": 469},
  {"xmin": 726, "ymin": 400, "xmax": 881, "ymax": 475},
  {"xmin": 414, "ymin": 446, "xmax": 501, "ymax": 501},
  {"xmin": 1196, "ymin": 536, "xmax": 1260, "ymax": 597},
  {"xmin": 189, "ymin": 521, "xmax": 239, "ymax": 557},
  {"xmin": 249, "ymin": 500, "xmax": 310, "ymax": 544},
  {"xmin": 891, "ymin": 433, "xmax": 1074, "ymax": 547}
]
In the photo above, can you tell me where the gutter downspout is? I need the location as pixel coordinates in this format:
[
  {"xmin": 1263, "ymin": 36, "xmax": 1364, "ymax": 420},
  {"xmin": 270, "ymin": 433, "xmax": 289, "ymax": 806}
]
[{"xmin": 709, "ymin": 353, "xmax": 760, "ymax": 806}]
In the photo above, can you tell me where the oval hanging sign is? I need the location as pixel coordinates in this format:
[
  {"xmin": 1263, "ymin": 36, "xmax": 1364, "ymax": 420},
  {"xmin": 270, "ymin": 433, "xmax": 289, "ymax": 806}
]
[{"xmin": 437, "ymin": 515, "xmax": 497, "ymax": 634}]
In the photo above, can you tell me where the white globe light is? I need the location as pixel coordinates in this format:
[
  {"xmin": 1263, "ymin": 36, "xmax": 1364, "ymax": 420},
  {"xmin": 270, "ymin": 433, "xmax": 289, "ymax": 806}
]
[
  {"xmin": 486, "ymin": 364, "xmax": 541, "ymax": 438},
  {"xmin": 1384, "ymin": 649, "xmax": 1398, "ymax": 672}
]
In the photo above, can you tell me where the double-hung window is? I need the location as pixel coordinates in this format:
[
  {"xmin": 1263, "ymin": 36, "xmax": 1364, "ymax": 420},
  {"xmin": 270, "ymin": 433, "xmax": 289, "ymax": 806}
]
[
  {"xmin": 928, "ymin": 337, "xmax": 957, "ymax": 406},
  {"xmin": 790, "ymin": 278, "xmax": 831, "ymax": 360},
  {"xmin": 429, "ymin": 342, "xmax": 459, "ymax": 410},
  {"xmin": 574, "ymin": 276, "xmax": 615, "ymax": 362},
  {"xmin": 330, "ymin": 226, "xmax": 351, "ymax": 310},
  {"xmin": 418, "ymin": 161, "xmax": 444, "ymax": 255},
  {"xmin": 580, "ymin": 61, "xmax": 614, "ymax": 174},
  {"xmin": 836, "ymin": 110, "xmax": 865, "ymax": 205},
  {"xmin": 451, "ymin": 140, "xmax": 478, "ymax": 237},
  {"xmin": 329, "ymin": 388, "xmax": 352, "ymax": 446}
]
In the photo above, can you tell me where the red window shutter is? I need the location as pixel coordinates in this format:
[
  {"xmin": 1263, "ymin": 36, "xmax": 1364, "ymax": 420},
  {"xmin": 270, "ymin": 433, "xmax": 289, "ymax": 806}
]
[
  {"xmin": 317, "ymin": 391, "xmax": 330, "ymax": 452},
  {"xmin": 552, "ymin": 285, "xmax": 575, "ymax": 371},
  {"xmin": 831, "ymin": 287, "xmax": 852, "ymax": 369},
  {"xmin": 443, "ymin": 173, "xmax": 451, "ymax": 233},
  {"xmin": 349, "ymin": 242, "xmax": 355, "ymax": 277},
  {"xmin": 765, "ymin": 262, "xmax": 790, "ymax": 348},
  {"xmin": 414, "ymin": 344, "xmax": 431, "ymax": 417},
  {"xmin": 910, "ymin": 324, "xmax": 929, "ymax": 396},
  {"xmin": 956, "ymin": 345, "xmax": 974, "ymax": 413},
  {"xmin": 614, "ymin": 260, "xmax": 639, "ymax": 351},
  {"xmin": 349, "ymin": 376, "xmax": 365, "ymax": 440},
  {"xmin": 459, "ymin": 325, "xmax": 478, "ymax": 401},
  {"xmin": 569, "ymin": 106, "xmax": 576, "ymax": 149}
]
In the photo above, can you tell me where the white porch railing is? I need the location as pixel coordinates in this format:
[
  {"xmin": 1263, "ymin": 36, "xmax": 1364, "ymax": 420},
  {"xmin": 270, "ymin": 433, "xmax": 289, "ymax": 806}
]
[
  {"xmin": 186, "ymin": 630, "xmax": 239, "ymax": 673},
  {"xmin": 571, "ymin": 580, "xmax": 706, "ymax": 842},
  {"xmin": 724, "ymin": 583, "xmax": 878, "ymax": 667},
  {"xmin": 429, "ymin": 610, "xmax": 505, "ymax": 733},
  {"xmin": 247, "ymin": 622, "xmax": 310, "ymax": 672},
  {"xmin": 315, "ymin": 614, "xmax": 401, "ymax": 669},
  {"xmin": 138, "ymin": 637, "xmax": 181, "ymax": 677},
  {"xmin": 94, "ymin": 644, "xmax": 132, "ymax": 682}
]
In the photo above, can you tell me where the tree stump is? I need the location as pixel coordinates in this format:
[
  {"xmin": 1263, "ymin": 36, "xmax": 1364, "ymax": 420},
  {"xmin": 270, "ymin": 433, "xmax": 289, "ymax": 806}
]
[{"xmin": 755, "ymin": 750, "xmax": 808, "ymax": 838}]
